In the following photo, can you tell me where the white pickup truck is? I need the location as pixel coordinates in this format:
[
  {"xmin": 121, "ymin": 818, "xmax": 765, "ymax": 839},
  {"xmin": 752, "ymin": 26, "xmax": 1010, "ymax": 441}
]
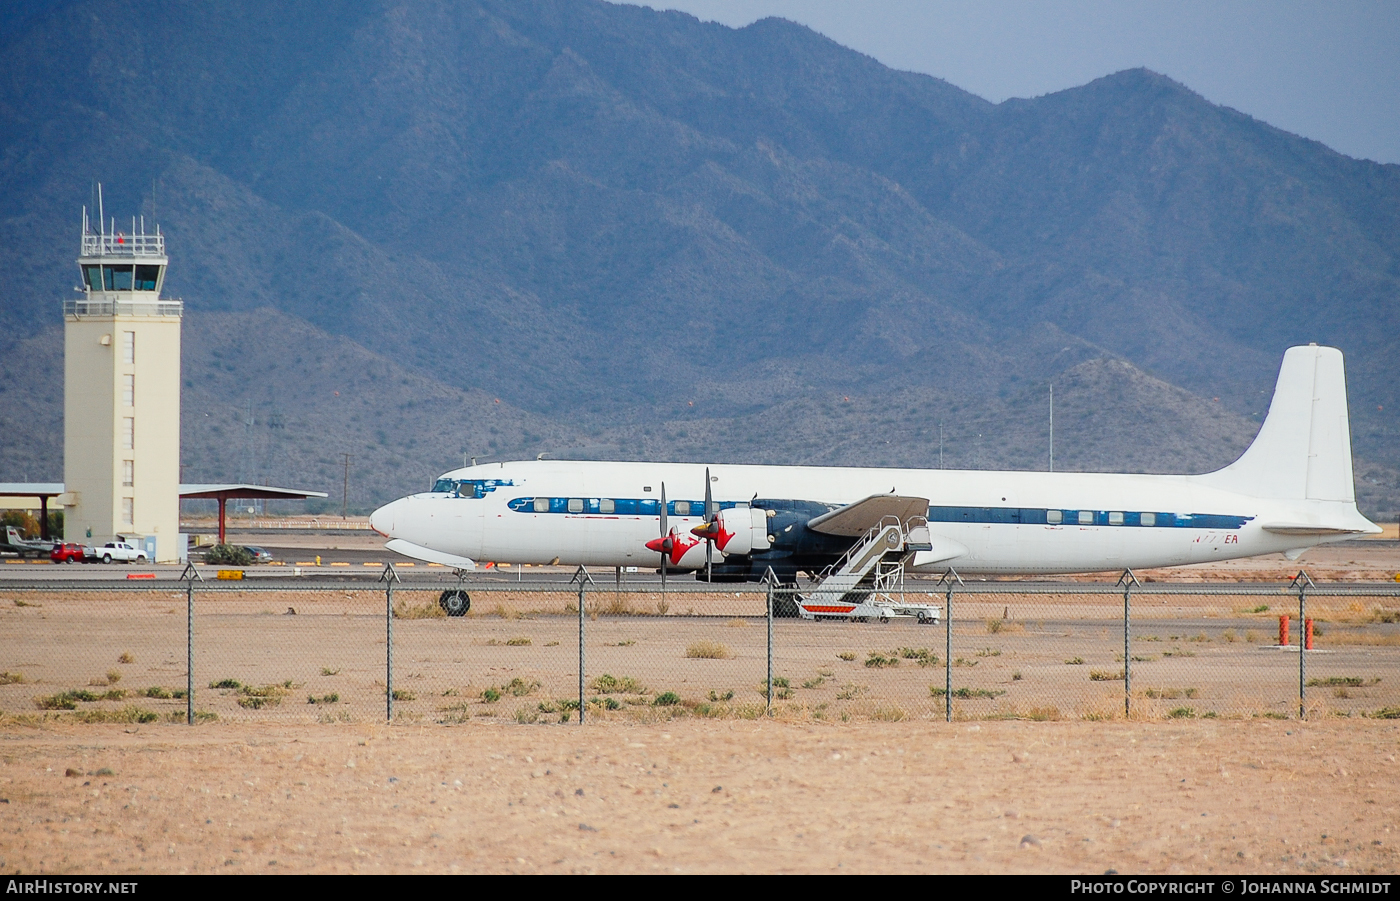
[{"xmin": 91, "ymin": 541, "xmax": 148, "ymax": 564}]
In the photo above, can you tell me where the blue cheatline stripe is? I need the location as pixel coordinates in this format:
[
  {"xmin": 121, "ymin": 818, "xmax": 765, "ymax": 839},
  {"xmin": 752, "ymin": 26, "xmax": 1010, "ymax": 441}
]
[
  {"xmin": 926, "ymin": 506, "xmax": 1252, "ymax": 530},
  {"xmin": 505, "ymin": 497, "xmax": 737, "ymax": 516},
  {"xmin": 499, "ymin": 498, "xmax": 1252, "ymax": 529}
]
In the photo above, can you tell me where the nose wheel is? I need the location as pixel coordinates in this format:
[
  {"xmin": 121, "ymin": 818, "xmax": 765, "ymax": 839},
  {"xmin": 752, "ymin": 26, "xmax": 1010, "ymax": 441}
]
[{"xmin": 438, "ymin": 589, "xmax": 471, "ymax": 616}]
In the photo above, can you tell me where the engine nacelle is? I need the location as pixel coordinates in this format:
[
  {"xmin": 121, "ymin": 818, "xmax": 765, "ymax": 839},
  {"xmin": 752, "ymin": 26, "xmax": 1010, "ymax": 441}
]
[{"xmin": 713, "ymin": 506, "xmax": 772, "ymax": 557}]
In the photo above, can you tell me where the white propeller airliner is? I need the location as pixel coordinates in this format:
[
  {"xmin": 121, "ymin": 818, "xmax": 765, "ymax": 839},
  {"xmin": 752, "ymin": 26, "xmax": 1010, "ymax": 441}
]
[{"xmin": 370, "ymin": 345, "xmax": 1379, "ymax": 591}]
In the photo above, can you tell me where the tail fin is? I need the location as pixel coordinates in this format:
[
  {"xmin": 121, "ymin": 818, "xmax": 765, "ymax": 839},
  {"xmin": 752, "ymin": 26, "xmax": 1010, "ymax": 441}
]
[{"xmin": 1200, "ymin": 345, "xmax": 1356, "ymax": 501}]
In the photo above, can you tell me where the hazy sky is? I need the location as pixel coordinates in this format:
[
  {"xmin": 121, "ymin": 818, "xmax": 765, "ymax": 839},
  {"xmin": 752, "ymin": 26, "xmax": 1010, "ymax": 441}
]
[{"xmin": 644, "ymin": 1, "xmax": 1400, "ymax": 165}]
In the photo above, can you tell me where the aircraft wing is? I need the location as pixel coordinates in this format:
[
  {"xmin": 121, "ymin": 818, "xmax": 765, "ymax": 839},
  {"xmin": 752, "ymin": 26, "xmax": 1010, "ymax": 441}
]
[
  {"xmin": 806, "ymin": 494, "xmax": 931, "ymax": 537},
  {"xmin": 384, "ymin": 539, "xmax": 478, "ymax": 570}
]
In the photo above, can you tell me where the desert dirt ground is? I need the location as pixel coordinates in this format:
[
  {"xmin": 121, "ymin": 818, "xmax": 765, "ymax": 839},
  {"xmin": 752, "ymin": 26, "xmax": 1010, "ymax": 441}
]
[
  {"xmin": 2, "ymin": 540, "xmax": 1398, "ymax": 874},
  {"xmin": 0, "ymin": 719, "xmax": 1397, "ymax": 874}
]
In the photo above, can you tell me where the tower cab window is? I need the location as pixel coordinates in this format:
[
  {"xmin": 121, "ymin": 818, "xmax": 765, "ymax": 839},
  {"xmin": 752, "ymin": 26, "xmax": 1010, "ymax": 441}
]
[
  {"xmin": 134, "ymin": 265, "xmax": 160, "ymax": 291},
  {"xmin": 102, "ymin": 265, "xmax": 134, "ymax": 291}
]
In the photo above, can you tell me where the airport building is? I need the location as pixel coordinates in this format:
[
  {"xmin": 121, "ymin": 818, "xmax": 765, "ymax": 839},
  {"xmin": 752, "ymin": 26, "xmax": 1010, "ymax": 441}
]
[
  {"xmin": 0, "ymin": 196, "xmax": 327, "ymax": 564},
  {"xmin": 61, "ymin": 205, "xmax": 183, "ymax": 561}
]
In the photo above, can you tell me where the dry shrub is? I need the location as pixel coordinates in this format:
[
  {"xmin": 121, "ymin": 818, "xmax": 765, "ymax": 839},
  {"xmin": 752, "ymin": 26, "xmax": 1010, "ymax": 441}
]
[
  {"xmin": 0, "ymin": 672, "xmax": 26, "ymax": 685},
  {"xmin": 117, "ymin": 652, "xmax": 134, "ymax": 664},
  {"xmin": 593, "ymin": 596, "xmax": 639, "ymax": 616},
  {"xmin": 1318, "ymin": 628, "xmax": 1400, "ymax": 647},
  {"xmin": 71, "ymin": 706, "xmax": 160, "ymax": 724},
  {"xmin": 236, "ymin": 682, "xmax": 293, "ymax": 709},
  {"xmin": 394, "ymin": 600, "xmax": 445, "ymax": 619},
  {"xmin": 589, "ymin": 674, "xmax": 642, "ymax": 694},
  {"xmin": 685, "ymin": 641, "xmax": 733, "ymax": 659},
  {"xmin": 1140, "ymin": 687, "xmax": 1199, "ymax": 699}
]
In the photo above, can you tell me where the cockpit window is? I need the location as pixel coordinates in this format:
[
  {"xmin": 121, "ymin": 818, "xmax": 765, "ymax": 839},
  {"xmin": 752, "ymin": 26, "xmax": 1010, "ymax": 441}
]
[{"xmin": 432, "ymin": 478, "xmax": 454, "ymax": 493}]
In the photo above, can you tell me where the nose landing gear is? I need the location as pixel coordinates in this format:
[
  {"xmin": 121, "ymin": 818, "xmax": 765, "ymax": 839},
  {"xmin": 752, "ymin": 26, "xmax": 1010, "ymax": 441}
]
[{"xmin": 438, "ymin": 589, "xmax": 471, "ymax": 616}]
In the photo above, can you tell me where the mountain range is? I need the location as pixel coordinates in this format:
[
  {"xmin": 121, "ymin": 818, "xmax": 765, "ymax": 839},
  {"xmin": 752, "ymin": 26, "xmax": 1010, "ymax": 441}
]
[{"xmin": 0, "ymin": 0, "xmax": 1396, "ymax": 518}]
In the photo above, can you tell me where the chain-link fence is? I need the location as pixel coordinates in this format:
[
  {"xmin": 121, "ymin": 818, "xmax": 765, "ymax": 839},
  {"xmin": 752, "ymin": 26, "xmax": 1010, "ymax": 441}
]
[{"xmin": 3, "ymin": 569, "xmax": 1398, "ymax": 725}]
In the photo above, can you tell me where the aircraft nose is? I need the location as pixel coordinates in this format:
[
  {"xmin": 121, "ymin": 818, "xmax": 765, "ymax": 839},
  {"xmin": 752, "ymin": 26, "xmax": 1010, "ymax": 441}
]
[{"xmin": 370, "ymin": 500, "xmax": 400, "ymax": 538}]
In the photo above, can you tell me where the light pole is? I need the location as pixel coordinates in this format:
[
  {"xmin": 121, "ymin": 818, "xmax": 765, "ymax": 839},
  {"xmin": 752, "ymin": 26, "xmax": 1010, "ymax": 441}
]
[{"xmin": 341, "ymin": 453, "xmax": 352, "ymax": 519}]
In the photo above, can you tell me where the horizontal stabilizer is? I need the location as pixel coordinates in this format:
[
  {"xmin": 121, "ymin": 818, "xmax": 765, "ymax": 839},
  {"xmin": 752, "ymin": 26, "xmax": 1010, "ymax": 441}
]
[
  {"xmin": 806, "ymin": 494, "xmax": 931, "ymax": 536},
  {"xmin": 384, "ymin": 539, "xmax": 477, "ymax": 570},
  {"xmin": 1260, "ymin": 521, "xmax": 1377, "ymax": 536}
]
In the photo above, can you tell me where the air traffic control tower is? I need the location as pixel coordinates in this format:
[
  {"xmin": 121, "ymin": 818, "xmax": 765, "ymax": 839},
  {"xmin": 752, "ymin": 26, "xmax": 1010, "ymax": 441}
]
[{"xmin": 63, "ymin": 200, "xmax": 182, "ymax": 561}]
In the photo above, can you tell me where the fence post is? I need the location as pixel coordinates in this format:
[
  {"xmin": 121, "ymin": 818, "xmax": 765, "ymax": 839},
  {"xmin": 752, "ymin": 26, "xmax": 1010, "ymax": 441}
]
[
  {"xmin": 1119, "ymin": 569, "xmax": 1140, "ymax": 719},
  {"xmin": 381, "ymin": 563, "xmax": 400, "ymax": 723},
  {"xmin": 1292, "ymin": 570, "xmax": 1314, "ymax": 719},
  {"xmin": 572, "ymin": 566, "xmax": 594, "ymax": 725},
  {"xmin": 940, "ymin": 569, "xmax": 962, "ymax": 723},
  {"xmin": 178, "ymin": 563, "xmax": 202, "ymax": 726},
  {"xmin": 763, "ymin": 569, "xmax": 776, "ymax": 715},
  {"xmin": 187, "ymin": 582, "xmax": 194, "ymax": 726}
]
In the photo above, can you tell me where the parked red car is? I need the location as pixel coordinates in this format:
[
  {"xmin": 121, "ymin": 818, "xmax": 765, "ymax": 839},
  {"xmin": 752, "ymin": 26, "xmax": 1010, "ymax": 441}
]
[{"xmin": 50, "ymin": 543, "xmax": 89, "ymax": 564}]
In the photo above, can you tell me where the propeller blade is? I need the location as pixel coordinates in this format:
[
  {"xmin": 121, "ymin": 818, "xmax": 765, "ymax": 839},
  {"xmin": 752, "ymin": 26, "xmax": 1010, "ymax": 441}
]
[
  {"xmin": 704, "ymin": 467, "xmax": 713, "ymax": 581},
  {"xmin": 659, "ymin": 483, "xmax": 667, "ymax": 587}
]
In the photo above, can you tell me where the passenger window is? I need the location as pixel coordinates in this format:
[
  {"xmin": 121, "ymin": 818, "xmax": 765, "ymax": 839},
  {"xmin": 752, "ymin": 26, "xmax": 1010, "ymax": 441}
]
[
  {"xmin": 674, "ymin": 501, "xmax": 690, "ymax": 515},
  {"xmin": 1140, "ymin": 512, "xmax": 1156, "ymax": 527},
  {"xmin": 567, "ymin": 498, "xmax": 584, "ymax": 513},
  {"xmin": 1078, "ymin": 511, "xmax": 1094, "ymax": 525},
  {"xmin": 1046, "ymin": 510, "xmax": 1062, "ymax": 524},
  {"xmin": 599, "ymin": 498, "xmax": 615, "ymax": 514},
  {"xmin": 533, "ymin": 498, "xmax": 550, "ymax": 513},
  {"xmin": 1108, "ymin": 511, "xmax": 1124, "ymax": 525}
]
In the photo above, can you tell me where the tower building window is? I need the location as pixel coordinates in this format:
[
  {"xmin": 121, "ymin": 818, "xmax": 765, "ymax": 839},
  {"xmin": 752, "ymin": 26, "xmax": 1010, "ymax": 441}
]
[
  {"xmin": 123, "ymin": 332, "xmax": 135, "ymax": 364},
  {"xmin": 122, "ymin": 498, "xmax": 134, "ymax": 526},
  {"xmin": 123, "ymin": 374, "xmax": 134, "ymax": 406},
  {"xmin": 123, "ymin": 461, "xmax": 133, "ymax": 487},
  {"xmin": 122, "ymin": 417, "xmax": 134, "ymax": 450}
]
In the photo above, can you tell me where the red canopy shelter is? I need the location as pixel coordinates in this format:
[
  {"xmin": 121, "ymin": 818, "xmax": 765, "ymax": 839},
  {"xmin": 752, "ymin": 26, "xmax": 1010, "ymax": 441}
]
[{"xmin": 178, "ymin": 484, "xmax": 330, "ymax": 545}]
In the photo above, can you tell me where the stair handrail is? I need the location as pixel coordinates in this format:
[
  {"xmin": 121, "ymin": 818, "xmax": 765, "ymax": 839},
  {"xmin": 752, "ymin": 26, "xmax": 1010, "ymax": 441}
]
[{"xmin": 817, "ymin": 514, "xmax": 905, "ymax": 582}]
